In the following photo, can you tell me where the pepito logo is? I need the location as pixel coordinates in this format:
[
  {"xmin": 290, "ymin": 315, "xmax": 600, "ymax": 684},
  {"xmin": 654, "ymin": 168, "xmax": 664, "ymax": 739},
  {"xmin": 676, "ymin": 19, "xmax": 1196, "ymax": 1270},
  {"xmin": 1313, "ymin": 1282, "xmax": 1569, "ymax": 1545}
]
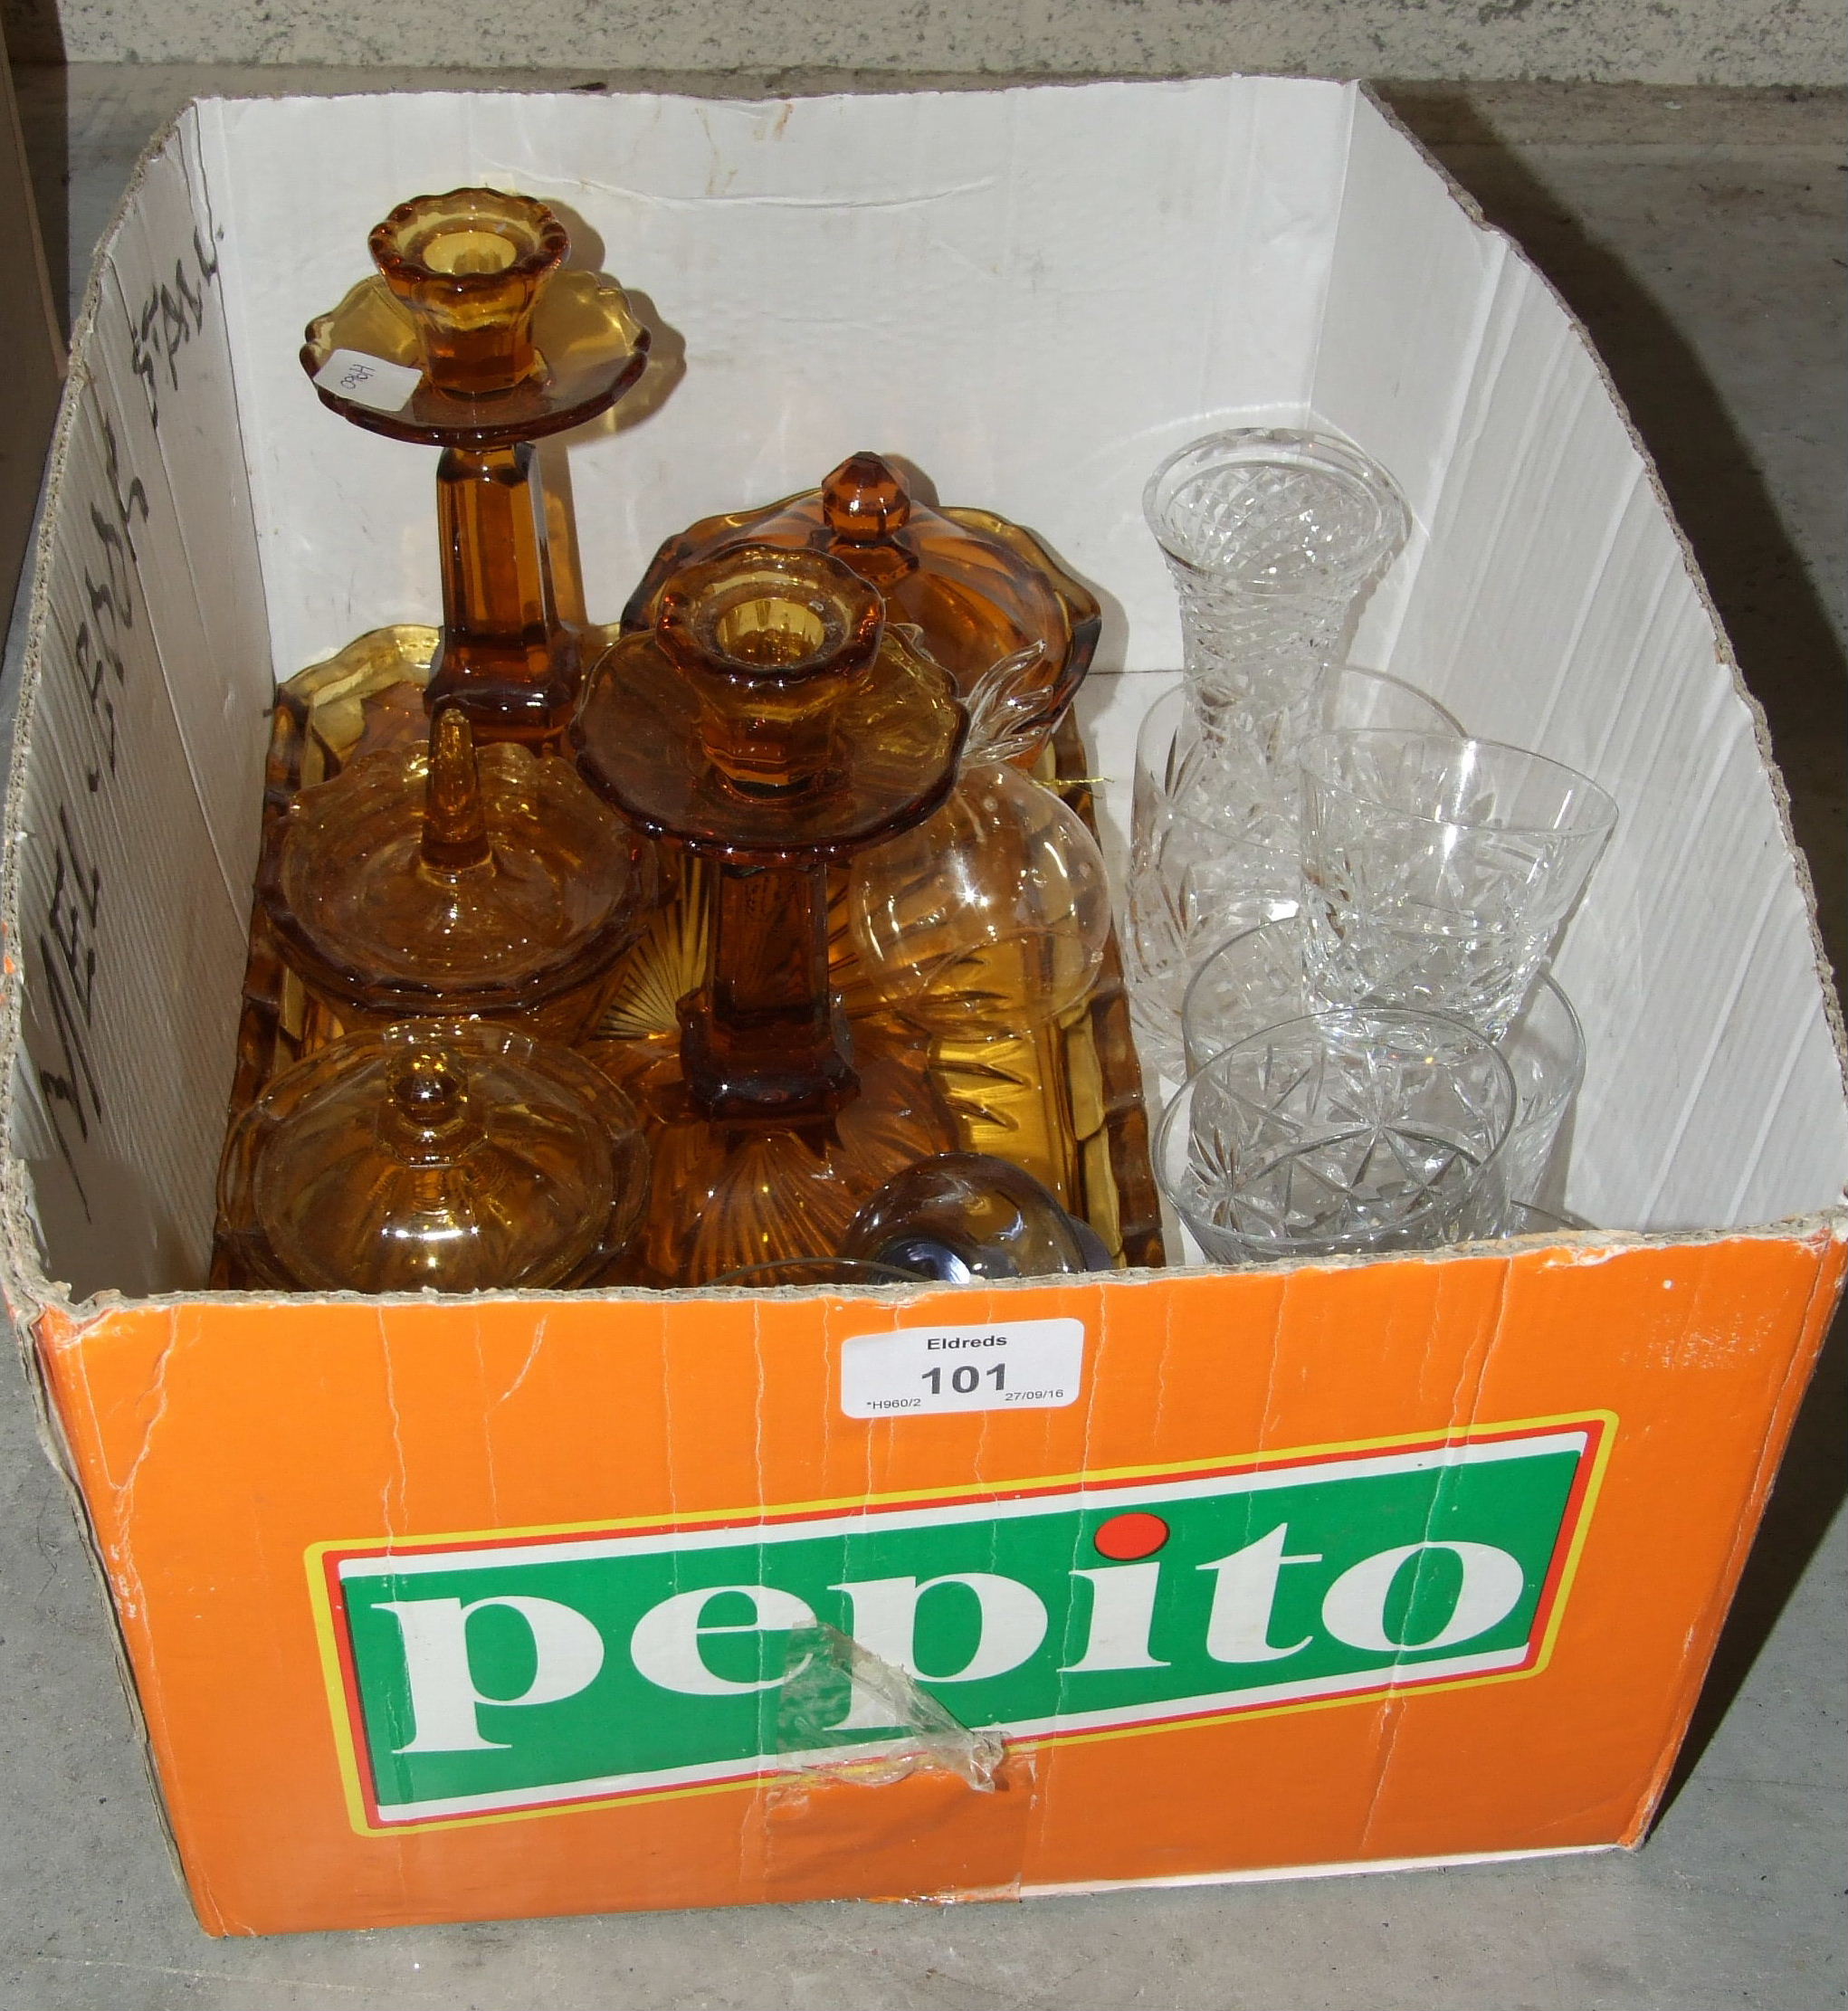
[{"xmin": 309, "ymin": 1415, "xmax": 1612, "ymax": 1834}]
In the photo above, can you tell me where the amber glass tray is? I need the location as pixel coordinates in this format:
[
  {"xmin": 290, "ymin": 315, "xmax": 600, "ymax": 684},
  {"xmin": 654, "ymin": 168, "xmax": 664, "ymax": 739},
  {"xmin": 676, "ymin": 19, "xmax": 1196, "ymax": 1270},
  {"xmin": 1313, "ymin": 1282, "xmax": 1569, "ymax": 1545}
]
[{"xmin": 211, "ymin": 625, "xmax": 1163, "ymax": 1285}]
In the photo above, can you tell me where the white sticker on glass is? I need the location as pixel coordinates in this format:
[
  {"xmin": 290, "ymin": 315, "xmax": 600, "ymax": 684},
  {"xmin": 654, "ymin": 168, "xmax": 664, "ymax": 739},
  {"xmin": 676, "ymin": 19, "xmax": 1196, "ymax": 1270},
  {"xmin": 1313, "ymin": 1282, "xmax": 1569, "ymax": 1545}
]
[{"xmin": 312, "ymin": 348, "xmax": 424, "ymax": 413}]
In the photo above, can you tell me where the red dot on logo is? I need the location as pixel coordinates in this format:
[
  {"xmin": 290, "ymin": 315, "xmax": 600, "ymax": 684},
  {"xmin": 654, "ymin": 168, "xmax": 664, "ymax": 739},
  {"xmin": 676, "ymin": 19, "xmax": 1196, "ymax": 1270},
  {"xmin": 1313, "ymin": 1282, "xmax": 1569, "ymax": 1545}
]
[{"xmin": 1093, "ymin": 1511, "xmax": 1169, "ymax": 1560}]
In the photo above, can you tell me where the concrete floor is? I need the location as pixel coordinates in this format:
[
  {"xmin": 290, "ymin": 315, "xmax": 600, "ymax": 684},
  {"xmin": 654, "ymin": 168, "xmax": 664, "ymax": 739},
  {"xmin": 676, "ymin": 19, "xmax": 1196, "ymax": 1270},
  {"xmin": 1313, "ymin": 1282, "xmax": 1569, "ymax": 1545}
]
[{"xmin": 1, "ymin": 65, "xmax": 1843, "ymax": 2011}]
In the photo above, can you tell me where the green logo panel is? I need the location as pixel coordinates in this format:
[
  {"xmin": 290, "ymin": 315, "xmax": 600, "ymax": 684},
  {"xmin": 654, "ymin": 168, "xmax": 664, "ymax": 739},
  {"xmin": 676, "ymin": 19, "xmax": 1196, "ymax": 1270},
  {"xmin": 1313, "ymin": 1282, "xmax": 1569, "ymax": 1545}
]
[{"xmin": 322, "ymin": 1424, "xmax": 1602, "ymax": 1825}]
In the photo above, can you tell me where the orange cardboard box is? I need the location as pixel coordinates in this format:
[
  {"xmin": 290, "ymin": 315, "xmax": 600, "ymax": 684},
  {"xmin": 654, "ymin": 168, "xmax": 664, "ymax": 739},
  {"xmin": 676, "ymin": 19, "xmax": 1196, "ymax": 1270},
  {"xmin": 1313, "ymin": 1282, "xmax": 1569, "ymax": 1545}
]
[{"xmin": 3, "ymin": 79, "xmax": 1844, "ymax": 1936}]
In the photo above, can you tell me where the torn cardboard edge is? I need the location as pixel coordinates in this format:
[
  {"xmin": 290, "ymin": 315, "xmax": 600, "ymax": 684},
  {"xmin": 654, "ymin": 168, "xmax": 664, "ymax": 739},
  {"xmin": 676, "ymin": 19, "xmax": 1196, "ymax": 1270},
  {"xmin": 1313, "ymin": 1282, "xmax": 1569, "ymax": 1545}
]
[{"xmin": 8, "ymin": 1215, "xmax": 1845, "ymax": 1338}]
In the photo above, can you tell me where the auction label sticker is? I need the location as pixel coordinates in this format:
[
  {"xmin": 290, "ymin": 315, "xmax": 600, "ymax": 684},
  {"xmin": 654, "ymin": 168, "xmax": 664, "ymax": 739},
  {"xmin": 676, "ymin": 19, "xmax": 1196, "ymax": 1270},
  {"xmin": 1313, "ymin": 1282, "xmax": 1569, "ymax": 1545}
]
[
  {"xmin": 841, "ymin": 1317, "xmax": 1084, "ymax": 1418},
  {"xmin": 312, "ymin": 348, "xmax": 424, "ymax": 412}
]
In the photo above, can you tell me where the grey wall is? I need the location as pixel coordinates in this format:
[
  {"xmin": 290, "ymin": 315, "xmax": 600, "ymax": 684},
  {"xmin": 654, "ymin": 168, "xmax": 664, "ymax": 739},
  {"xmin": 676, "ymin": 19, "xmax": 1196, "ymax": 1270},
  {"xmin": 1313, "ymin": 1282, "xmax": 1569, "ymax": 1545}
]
[{"xmin": 3, "ymin": 0, "xmax": 1843, "ymax": 84}]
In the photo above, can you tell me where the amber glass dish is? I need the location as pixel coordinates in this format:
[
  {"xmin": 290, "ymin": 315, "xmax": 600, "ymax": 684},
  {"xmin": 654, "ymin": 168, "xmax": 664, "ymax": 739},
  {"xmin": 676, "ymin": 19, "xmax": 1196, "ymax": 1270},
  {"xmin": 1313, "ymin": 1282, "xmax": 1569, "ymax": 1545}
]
[
  {"xmin": 260, "ymin": 706, "xmax": 652, "ymax": 1040},
  {"xmin": 214, "ymin": 676, "xmax": 1159, "ymax": 1289},
  {"xmin": 214, "ymin": 592, "xmax": 1160, "ymax": 1293}
]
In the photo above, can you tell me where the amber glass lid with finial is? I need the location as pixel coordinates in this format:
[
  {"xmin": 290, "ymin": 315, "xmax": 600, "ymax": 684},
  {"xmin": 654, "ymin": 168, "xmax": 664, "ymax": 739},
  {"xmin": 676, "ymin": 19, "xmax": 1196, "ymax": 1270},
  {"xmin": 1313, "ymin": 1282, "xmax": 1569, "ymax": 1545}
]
[
  {"xmin": 218, "ymin": 1021, "xmax": 650, "ymax": 1293},
  {"xmin": 261, "ymin": 705, "xmax": 652, "ymax": 1033},
  {"xmin": 300, "ymin": 186, "xmax": 650, "ymax": 447},
  {"xmin": 620, "ymin": 453, "xmax": 1101, "ymax": 754}
]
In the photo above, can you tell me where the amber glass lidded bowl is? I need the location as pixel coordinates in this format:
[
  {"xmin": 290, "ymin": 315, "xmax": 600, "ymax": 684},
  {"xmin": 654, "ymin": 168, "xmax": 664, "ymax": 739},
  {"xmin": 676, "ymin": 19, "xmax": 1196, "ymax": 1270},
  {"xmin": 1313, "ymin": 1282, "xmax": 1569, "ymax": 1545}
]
[{"xmin": 217, "ymin": 1020, "xmax": 652, "ymax": 1294}]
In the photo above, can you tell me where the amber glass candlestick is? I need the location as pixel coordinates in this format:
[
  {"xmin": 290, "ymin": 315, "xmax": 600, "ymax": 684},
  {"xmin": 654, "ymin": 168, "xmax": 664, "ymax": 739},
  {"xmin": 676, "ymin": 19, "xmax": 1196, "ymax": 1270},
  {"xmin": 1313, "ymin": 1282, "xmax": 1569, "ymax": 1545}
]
[
  {"xmin": 575, "ymin": 544, "xmax": 967, "ymax": 1282},
  {"xmin": 683, "ymin": 859, "xmax": 853, "ymax": 1117},
  {"xmin": 261, "ymin": 701, "xmax": 652, "ymax": 1038},
  {"xmin": 429, "ymin": 440, "xmax": 577, "ymax": 742},
  {"xmin": 605, "ymin": 460, "xmax": 1121, "ymax": 1225},
  {"xmin": 302, "ymin": 187, "xmax": 651, "ymax": 748}
]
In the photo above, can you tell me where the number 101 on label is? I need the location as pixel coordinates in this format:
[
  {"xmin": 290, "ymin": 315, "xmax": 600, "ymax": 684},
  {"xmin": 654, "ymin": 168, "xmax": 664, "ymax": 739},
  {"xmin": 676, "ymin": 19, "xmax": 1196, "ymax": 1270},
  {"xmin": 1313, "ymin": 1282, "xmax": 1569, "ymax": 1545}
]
[{"xmin": 840, "ymin": 1318, "xmax": 1084, "ymax": 1419}]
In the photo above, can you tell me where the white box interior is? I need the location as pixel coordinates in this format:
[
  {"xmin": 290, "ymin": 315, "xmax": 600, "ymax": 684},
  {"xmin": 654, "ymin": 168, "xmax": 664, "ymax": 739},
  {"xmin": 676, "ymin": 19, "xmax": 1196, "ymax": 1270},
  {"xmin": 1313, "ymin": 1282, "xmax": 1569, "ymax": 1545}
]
[{"xmin": 5, "ymin": 78, "xmax": 1845, "ymax": 1305}]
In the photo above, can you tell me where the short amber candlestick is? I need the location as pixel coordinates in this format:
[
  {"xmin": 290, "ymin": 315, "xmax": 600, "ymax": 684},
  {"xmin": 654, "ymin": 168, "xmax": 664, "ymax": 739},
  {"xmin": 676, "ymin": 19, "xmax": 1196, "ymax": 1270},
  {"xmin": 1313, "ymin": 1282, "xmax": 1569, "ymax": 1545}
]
[
  {"xmin": 582, "ymin": 546, "xmax": 962, "ymax": 1108},
  {"xmin": 623, "ymin": 450, "xmax": 1101, "ymax": 753},
  {"xmin": 575, "ymin": 544, "xmax": 967, "ymax": 1282}
]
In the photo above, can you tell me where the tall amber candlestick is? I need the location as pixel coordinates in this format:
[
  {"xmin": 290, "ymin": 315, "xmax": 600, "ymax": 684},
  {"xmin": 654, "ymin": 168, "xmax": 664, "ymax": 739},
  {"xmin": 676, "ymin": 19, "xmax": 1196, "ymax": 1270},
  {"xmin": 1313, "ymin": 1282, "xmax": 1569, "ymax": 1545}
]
[
  {"xmin": 428, "ymin": 442, "xmax": 578, "ymax": 742},
  {"xmin": 301, "ymin": 186, "xmax": 650, "ymax": 748}
]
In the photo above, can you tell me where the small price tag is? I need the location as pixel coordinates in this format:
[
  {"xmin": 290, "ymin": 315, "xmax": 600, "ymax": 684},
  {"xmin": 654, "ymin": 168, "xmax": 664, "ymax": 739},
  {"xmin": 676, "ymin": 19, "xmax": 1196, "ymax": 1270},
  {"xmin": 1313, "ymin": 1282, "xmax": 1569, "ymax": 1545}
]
[
  {"xmin": 313, "ymin": 348, "xmax": 424, "ymax": 413},
  {"xmin": 841, "ymin": 1318, "xmax": 1084, "ymax": 1420}
]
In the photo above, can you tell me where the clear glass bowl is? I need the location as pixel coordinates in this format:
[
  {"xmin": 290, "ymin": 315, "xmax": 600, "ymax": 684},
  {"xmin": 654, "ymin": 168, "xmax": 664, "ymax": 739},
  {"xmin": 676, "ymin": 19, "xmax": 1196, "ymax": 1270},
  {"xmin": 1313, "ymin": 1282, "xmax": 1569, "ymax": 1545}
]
[
  {"xmin": 1182, "ymin": 916, "xmax": 1586, "ymax": 1221},
  {"xmin": 1156, "ymin": 1007, "xmax": 1515, "ymax": 1264}
]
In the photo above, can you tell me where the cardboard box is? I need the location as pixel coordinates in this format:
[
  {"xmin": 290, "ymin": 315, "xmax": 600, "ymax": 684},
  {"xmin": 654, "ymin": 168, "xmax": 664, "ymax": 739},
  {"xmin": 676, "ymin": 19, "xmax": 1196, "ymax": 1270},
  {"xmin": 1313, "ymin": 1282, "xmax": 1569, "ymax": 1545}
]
[{"xmin": 1, "ymin": 79, "xmax": 1843, "ymax": 1937}]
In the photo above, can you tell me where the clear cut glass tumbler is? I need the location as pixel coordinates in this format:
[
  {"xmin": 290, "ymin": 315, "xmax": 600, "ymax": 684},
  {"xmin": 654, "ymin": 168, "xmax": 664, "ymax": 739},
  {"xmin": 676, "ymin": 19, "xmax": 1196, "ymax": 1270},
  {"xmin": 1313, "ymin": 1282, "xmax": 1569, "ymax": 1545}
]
[
  {"xmin": 1182, "ymin": 916, "xmax": 1586, "ymax": 1225},
  {"xmin": 1155, "ymin": 1007, "xmax": 1515, "ymax": 1265},
  {"xmin": 1123, "ymin": 667, "xmax": 1460, "ymax": 1082},
  {"xmin": 1298, "ymin": 729, "xmax": 1617, "ymax": 1042}
]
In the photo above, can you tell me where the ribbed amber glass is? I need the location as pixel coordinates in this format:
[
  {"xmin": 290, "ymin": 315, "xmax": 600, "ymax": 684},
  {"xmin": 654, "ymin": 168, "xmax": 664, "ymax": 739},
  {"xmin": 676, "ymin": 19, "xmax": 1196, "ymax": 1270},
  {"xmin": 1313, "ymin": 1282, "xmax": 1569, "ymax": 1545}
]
[{"xmin": 218, "ymin": 1020, "xmax": 650, "ymax": 1293}]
